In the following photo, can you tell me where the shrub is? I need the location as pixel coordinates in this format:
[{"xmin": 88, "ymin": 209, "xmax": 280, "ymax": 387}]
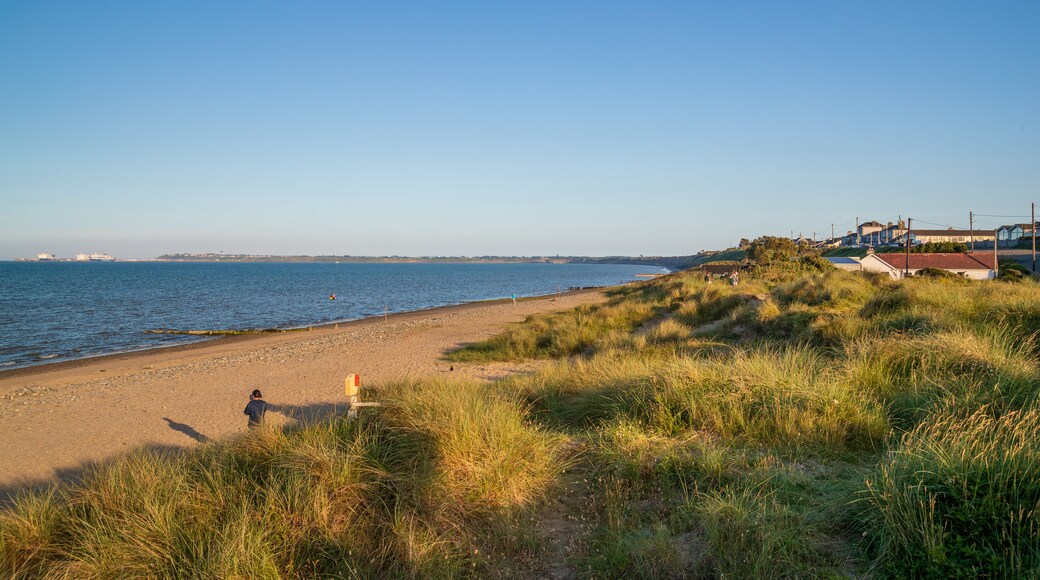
[{"xmin": 914, "ymin": 267, "xmax": 964, "ymax": 280}]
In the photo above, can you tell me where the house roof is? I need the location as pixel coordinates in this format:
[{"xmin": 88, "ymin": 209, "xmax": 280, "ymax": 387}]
[
  {"xmin": 909, "ymin": 229, "xmax": 996, "ymax": 236},
  {"xmin": 860, "ymin": 220, "xmax": 883, "ymax": 227},
  {"xmin": 825, "ymin": 257, "xmax": 861, "ymax": 265},
  {"xmin": 872, "ymin": 252, "xmax": 996, "ymax": 270}
]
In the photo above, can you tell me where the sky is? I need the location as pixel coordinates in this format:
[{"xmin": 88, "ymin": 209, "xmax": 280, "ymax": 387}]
[{"xmin": 1, "ymin": 1, "xmax": 1038, "ymax": 259}]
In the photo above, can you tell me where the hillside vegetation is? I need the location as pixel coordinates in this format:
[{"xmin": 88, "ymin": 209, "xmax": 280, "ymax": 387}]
[{"xmin": 3, "ymin": 266, "xmax": 1039, "ymax": 578}]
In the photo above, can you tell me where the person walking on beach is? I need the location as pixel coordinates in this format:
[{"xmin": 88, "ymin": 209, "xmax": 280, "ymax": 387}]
[{"xmin": 244, "ymin": 389, "xmax": 268, "ymax": 428}]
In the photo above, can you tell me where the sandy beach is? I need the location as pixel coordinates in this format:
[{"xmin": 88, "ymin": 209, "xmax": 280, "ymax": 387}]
[{"xmin": 0, "ymin": 290, "xmax": 605, "ymax": 499}]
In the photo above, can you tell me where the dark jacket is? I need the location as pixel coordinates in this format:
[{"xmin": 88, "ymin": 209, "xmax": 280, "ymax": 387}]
[{"xmin": 244, "ymin": 399, "xmax": 268, "ymax": 426}]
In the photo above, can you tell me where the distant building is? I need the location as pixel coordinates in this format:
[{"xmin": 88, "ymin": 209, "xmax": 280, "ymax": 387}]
[
  {"xmin": 996, "ymin": 223, "xmax": 1039, "ymax": 247},
  {"xmin": 839, "ymin": 220, "xmax": 907, "ymax": 247},
  {"xmin": 892, "ymin": 228, "xmax": 995, "ymax": 245},
  {"xmin": 36, "ymin": 253, "xmax": 56, "ymax": 261},
  {"xmin": 73, "ymin": 252, "xmax": 114, "ymax": 261},
  {"xmin": 859, "ymin": 220, "xmax": 884, "ymax": 237},
  {"xmin": 859, "ymin": 252, "xmax": 996, "ymax": 280}
]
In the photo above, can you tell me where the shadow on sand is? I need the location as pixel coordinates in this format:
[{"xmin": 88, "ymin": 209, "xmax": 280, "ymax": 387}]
[
  {"xmin": 162, "ymin": 417, "xmax": 210, "ymax": 443},
  {"xmin": 269, "ymin": 402, "xmax": 345, "ymax": 424}
]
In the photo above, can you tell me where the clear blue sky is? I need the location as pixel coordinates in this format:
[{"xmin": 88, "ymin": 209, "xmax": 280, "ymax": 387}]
[{"xmin": 1, "ymin": 1, "xmax": 1037, "ymax": 259}]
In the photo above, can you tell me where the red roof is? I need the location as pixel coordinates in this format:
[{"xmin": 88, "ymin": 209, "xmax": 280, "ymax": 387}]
[{"xmin": 873, "ymin": 252, "xmax": 995, "ymax": 270}]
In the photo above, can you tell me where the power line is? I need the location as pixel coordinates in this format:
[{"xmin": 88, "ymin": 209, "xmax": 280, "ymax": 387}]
[{"xmin": 911, "ymin": 218, "xmax": 969, "ymax": 230}]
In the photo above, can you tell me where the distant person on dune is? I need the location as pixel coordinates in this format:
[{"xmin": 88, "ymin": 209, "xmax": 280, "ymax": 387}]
[{"xmin": 244, "ymin": 389, "xmax": 268, "ymax": 428}]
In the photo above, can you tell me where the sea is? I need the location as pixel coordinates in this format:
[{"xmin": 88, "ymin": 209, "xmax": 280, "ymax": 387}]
[{"xmin": 0, "ymin": 261, "xmax": 661, "ymax": 370}]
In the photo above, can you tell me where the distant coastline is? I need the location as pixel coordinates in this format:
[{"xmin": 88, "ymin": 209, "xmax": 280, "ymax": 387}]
[
  {"xmin": 9, "ymin": 251, "xmax": 733, "ymax": 271},
  {"xmin": 155, "ymin": 252, "xmax": 699, "ymax": 270}
]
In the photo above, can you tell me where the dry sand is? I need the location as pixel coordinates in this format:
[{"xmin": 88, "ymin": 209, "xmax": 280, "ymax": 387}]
[{"xmin": 0, "ymin": 290, "xmax": 605, "ymax": 498}]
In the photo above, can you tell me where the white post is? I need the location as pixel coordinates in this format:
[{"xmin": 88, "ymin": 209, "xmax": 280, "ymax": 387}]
[{"xmin": 345, "ymin": 374, "xmax": 360, "ymax": 419}]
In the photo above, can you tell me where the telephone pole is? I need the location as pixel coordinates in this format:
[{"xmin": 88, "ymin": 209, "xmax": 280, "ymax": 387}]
[
  {"xmin": 905, "ymin": 218, "xmax": 912, "ymax": 279},
  {"xmin": 856, "ymin": 217, "xmax": 860, "ymax": 246},
  {"xmin": 969, "ymin": 211, "xmax": 974, "ymax": 253},
  {"xmin": 1033, "ymin": 203, "xmax": 1036, "ymax": 273},
  {"xmin": 994, "ymin": 224, "xmax": 999, "ymax": 279}
]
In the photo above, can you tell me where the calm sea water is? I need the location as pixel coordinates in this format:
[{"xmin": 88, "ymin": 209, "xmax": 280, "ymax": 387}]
[{"xmin": 0, "ymin": 261, "xmax": 659, "ymax": 370}]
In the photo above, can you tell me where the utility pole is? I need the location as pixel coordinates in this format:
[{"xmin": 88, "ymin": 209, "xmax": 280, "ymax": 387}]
[
  {"xmin": 856, "ymin": 217, "xmax": 860, "ymax": 246},
  {"xmin": 1033, "ymin": 203, "xmax": 1036, "ymax": 273},
  {"xmin": 994, "ymin": 224, "xmax": 999, "ymax": 279},
  {"xmin": 831, "ymin": 223, "xmax": 835, "ymax": 242},
  {"xmin": 969, "ymin": 211, "xmax": 974, "ymax": 253},
  {"xmin": 905, "ymin": 218, "xmax": 912, "ymax": 279}
]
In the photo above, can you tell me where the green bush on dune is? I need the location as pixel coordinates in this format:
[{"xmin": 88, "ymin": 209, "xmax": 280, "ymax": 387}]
[{"xmin": 4, "ymin": 265, "xmax": 1040, "ymax": 578}]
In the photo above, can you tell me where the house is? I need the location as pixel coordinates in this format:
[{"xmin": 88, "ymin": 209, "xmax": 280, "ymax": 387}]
[
  {"xmin": 915, "ymin": 229, "xmax": 995, "ymax": 244},
  {"xmin": 859, "ymin": 220, "xmax": 884, "ymax": 237},
  {"xmin": 824, "ymin": 257, "xmax": 862, "ymax": 271},
  {"xmin": 891, "ymin": 228, "xmax": 996, "ymax": 245},
  {"xmin": 839, "ymin": 220, "xmax": 906, "ymax": 247},
  {"xmin": 878, "ymin": 221, "xmax": 907, "ymax": 245},
  {"xmin": 859, "ymin": 252, "xmax": 996, "ymax": 280},
  {"xmin": 997, "ymin": 223, "xmax": 1039, "ymax": 247}
]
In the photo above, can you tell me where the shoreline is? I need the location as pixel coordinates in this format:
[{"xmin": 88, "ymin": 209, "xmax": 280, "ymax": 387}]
[
  {"xmin": 0, "ymin": 287, "xmax": 603, "ymax": 382},
  {"xmin": 0, "ymin": 287, "xmax": 609, "ymax": 496}
]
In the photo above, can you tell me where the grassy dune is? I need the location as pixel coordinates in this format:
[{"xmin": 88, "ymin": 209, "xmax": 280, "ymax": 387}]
[{"xmin": 3, "ymin": 268, "xmax": 1040, "ymax": 577}]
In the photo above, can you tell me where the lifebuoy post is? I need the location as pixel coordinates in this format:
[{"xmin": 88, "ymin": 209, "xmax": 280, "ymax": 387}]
[
  {"xmin": 344, "ymin": 373, "xmax": 379, "ymax": 419},
  {"xmin": 345, "ymin": 374, "xmax": 360, "ymax": 418}
]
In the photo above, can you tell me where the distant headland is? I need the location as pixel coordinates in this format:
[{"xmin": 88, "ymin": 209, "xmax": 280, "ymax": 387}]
[{"xmin": 155, "ymin": 252, "xmax": 710, "ymax": 270}]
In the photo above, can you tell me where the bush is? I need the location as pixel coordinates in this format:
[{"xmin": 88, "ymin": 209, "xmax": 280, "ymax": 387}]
[{"xmin": 914, "ymin": 267, "xmax": 963, "ymax": 279}]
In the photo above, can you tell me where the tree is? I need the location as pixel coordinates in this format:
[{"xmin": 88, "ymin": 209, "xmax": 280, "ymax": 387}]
[{"xmin": 745, "ymin": 236, "xmax": 799, "ymax": 266}]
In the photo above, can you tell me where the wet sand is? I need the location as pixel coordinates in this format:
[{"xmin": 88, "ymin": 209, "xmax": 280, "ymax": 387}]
[{"xmin": 0, "ymin": 290, "xmax": 605, "ymax": 497}]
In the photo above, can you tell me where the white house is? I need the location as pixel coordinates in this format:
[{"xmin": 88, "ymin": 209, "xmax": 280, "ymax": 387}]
[
  {"xmin": 859, "ymin": 252, "xmax": 996, "ymax": 280},
  {"xmin": 894, "ymin": 229, "xmax": 996, "ymax": 245}
]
